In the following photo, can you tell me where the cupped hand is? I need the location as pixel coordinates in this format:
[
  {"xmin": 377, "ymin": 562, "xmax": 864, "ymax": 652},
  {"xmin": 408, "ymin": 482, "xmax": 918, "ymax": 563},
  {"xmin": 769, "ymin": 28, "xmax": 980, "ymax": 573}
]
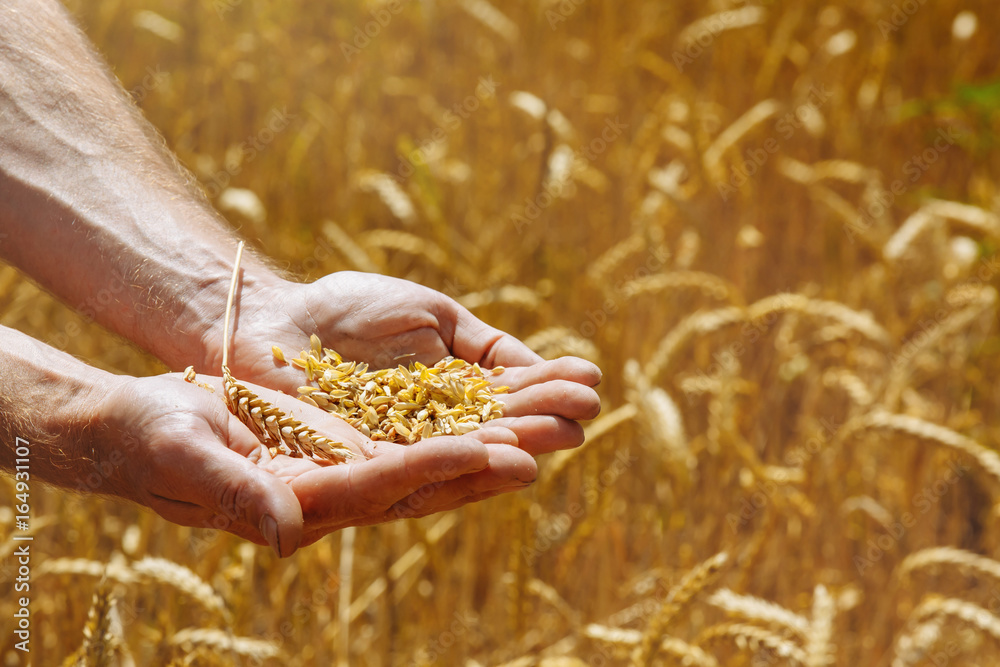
[
  {"xmin": 210, "ymin": 272, "xmax": 603, "ymax": 454},
  {"xmin": 94, "ymin": 372, "xmax": 560, "ymax": 555}
]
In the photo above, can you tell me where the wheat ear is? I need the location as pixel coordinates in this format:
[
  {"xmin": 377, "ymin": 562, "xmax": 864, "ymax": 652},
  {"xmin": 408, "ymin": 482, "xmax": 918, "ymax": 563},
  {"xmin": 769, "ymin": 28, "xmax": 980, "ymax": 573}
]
[{"xmin": 221, "ymin": 241, "xmax": 353, "ymax": 463}]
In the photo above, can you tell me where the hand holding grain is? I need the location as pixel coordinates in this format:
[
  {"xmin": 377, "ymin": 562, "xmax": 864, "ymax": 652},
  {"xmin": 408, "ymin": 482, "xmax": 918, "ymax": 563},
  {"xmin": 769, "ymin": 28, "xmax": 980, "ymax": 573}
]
[
  {"xmin": 211, "ymin": 271, "xmax": 603, "ymax": 457},
  {"xmin": 95, "ymin": 374, "xmax": 539, "ymax": 556}
]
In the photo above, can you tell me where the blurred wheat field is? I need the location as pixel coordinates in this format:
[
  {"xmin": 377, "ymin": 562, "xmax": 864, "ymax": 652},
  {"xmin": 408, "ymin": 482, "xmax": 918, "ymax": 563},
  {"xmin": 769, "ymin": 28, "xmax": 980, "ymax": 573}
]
[{"xmin": 3, "ymin": 0, "xmax": 1000, "ymax": 664}]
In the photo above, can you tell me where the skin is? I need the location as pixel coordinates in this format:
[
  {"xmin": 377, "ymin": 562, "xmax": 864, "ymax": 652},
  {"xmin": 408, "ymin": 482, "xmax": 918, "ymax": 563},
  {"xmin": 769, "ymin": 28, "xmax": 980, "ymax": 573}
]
[{"xmin": 0, "ymin": 0, "xmax": 602, "ymax": 557}]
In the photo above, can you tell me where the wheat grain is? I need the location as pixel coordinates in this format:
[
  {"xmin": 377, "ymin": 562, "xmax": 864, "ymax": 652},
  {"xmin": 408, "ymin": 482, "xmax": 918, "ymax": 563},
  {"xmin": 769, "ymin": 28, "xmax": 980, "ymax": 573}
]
[
  {"xmin": 890, "ymin": 619, "xmax": 943, "ymax": 667},
  {"xmin": 360, "ymin": 229, "xmax": 449, "ymax": 271},
  {"xmin": 357, "ymin": 170, "xmax": 417, "ymax": 224},
  {"xmin": 703, "ymin": 99, "xmax": 781, "ymax": 176},
  {"xmin": 583, "ymin": 625, "xmax": 719, "ymax": 667},
  {"xmin": 805, "ymin": 585, "xmax": 835, "ymax": 667},
  {"xmin": 841, "ymin": 495, "xmax": 895, "ymax": 528},
  {"xmin": 909, "ymin": 596, "xmax": 1000, "ymax": 642},
  {"xmin": 624, "ymin": 359, "xmax": 688, "ymax": 464},
  {"xmin": 131, "ymin": 557, "xmax": 229, "ymax": 618},
  {"xmin": 619, "ymin": 271, "xmax": 739, "ymax": 303},
  {"xmin": 288, "ymin": 342, "xmax": 506, "ymax": 445},
  {"xmin": 897, "ymin": 547, "xmax": 1000, "ymax": 586},
  {"xmin": 457, "ymin": 285, "xmax": 543, "ymax": 311},
  {"xmin": 885, "ymin": 200, "xmax": 1000, "ymax": 260},
  {"xmin": 861, "ymin": 410, "xmax": 1000, "ymax": 487},
  {"xmin": 706, "ymin": 588, "xmax": 810, "ymax": 637},
  {"xmin": 631, "ymin": 552, "xmax": 728, "ymax": 666},
  {"xmin": 458, "ymin": 0, "xmax": 519, "ymax": 42},
  {"xmin": 169, "ymin": 628, "xmax": 282, "ymax": 660},
  {"xmin": 322, "ymin": 220, "xmax": 381, "ymax": 274},
  {"xmin": 697, "ymin": 622, "xmax": 806, "ymax": 663},
  {"xmin": 522, "ymin": 327, "xmax": 601, "ymax": 363},
  {"xmin": 63, "ymin": 577, "xmax": 117, "ymax": 667}
]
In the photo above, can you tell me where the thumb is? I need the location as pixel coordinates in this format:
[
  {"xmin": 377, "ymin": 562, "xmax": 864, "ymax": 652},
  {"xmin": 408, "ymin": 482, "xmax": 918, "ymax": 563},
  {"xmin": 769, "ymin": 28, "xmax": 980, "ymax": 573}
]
[
  {"xmin": 207, "ymin": 447, "xmax": 305, "ymax": 558},
  {"xmin": 150, "ymin": 417, "xmax": 305, "ymax": 558}
]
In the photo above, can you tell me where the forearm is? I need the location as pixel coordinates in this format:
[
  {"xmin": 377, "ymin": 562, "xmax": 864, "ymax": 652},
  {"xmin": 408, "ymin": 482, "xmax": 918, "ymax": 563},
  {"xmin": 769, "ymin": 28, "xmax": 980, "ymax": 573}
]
[
  {"xmin": 0, "ymin": 0, "xmax": 282, "ymax": 370},
  {"xmin": 0, "ymin": 324, "xmax": 117, "ymax": 492}
]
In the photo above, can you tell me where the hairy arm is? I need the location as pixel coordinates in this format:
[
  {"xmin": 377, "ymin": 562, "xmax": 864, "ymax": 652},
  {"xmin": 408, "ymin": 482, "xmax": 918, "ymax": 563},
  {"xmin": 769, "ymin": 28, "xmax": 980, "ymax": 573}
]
[
  {"xmin": 0, "ymin": 324, "xmax": 110, "ymax": 488},
  {"xmin": 0, "ymin": 0, "xmax": 275, "ymax": 370}
]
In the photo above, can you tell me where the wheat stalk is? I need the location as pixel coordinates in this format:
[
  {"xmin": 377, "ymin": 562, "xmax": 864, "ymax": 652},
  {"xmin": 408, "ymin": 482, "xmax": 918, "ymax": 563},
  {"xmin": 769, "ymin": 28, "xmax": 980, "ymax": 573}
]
[
  {"xmin": 908, "ymin": 596, "xmax": 1000, "ymax": 643},
  {"xmin": 131, "ymin": 557, "xmax": 229, "ymax": 619},
  {"xmin": 583, "ymin": 625, "xmax": 718, "ymax": 667},
  {"xmin": 706, "ymin": 588, "xmax": 810, "ymax": 638},
  {"xmin": 860, "ymin": 409, "xmax": 1000, "ymax": 487},
  {"xmin": 631, "ymin": 551, "xmax": 728, "ymax": 666},
  {"xmin": 619, "ymin": 270, "xmax": 739, "ymax": 303},
  {"xmin": 804, "ymin": 585, "xmax": 835, "ymax": 667},
  {"xmin": 522, "ymin": 326, "xmax": 601, "ymax": 363},
  {"xmin": 891, "ymin": 619, "xmax": 944, "ymax": 667},
  {"xmin": 897, "ymin": 547, "xmax": 1000, "ymax": 586},
  {"xmin": 169, "ymin": 628, "xmax": 282, "ymax": 661},
  {"xmin": 62, "ymin": 577, "xmax": 117, "ymax": 667},
  {"xmin": 220, "ymin": 241, "xmax": 353, "ymax": 463},
  {"xmin": 697, "ymin": 622, "xmax": 806, "ymax": 664}
]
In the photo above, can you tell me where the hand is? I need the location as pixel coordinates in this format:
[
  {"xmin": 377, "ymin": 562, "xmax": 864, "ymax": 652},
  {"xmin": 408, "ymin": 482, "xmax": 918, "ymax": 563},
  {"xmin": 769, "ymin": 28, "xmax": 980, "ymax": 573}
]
[
  {"xmin": 93, "ymin": 373, "xmax": 546, "ymax": 554},
  {"xmin": 208, "ymin": 271, "xmax": 602, "ymax": 456}
]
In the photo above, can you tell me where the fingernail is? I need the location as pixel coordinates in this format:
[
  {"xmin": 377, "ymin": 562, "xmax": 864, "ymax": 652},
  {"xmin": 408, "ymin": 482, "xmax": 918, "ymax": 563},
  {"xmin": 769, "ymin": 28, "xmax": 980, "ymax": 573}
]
[{"xmin": 260, "ymin": 514, "xmax": 281, "ymax": 558}]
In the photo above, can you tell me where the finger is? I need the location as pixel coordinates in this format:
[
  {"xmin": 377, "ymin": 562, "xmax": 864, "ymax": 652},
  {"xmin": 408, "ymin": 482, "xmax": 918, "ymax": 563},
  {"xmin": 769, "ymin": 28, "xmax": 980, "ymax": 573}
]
[
  {"xmin": 384, "ymin": 443, "xmax": 537, "ymax": 521},
  {"xmin": 496, "ymin": 358, "xmax": 603, "ymax": 391},
  {"xmin": 486, "ymin": 416, "xmax": 585, "ymax": 455},
  {"xmin": 467, "ymin": 425, "xmax": 519, "ymax": 447},
  {"xmin": 499, "ymin": 380, "xmax": 602, "ymax": 421},
  {"xmin": 445, "ymin": 302, "xmax": 544, "ymax": 368},
  {"xmin": 147, "ymin": 419, "xmax": 305, "ymax": 558},
  {"xmin": 290, "ymin": 436, "xmax": 489, "ymax": 523}
]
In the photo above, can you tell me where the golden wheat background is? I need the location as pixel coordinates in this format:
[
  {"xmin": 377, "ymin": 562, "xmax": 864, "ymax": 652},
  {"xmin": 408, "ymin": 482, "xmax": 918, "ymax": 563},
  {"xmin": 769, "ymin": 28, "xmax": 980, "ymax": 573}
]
[{"xmin": 3, "ymin": 0, "xmax": 1000, "ymax": 664}]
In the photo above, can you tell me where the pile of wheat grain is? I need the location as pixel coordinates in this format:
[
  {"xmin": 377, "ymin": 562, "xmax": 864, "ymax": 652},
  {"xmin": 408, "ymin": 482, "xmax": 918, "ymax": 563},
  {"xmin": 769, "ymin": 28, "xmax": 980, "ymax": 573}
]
[{"xmin": 281, "ymin": 335, "xmax": 507, "ymax": 444}]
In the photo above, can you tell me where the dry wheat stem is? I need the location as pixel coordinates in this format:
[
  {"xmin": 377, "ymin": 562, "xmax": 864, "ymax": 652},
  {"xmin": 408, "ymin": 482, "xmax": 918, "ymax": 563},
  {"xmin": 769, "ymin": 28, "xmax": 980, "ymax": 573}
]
[{"xmin": 220, "ymin": 241, "xmax": 352, "ymax": 463}]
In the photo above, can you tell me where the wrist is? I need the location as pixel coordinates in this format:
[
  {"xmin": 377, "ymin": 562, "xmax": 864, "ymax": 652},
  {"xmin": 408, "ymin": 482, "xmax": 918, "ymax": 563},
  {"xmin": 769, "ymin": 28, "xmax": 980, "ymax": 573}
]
[{"xmin": 157, "ymin": 252, "xmax": 290, "ymax": 375}]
